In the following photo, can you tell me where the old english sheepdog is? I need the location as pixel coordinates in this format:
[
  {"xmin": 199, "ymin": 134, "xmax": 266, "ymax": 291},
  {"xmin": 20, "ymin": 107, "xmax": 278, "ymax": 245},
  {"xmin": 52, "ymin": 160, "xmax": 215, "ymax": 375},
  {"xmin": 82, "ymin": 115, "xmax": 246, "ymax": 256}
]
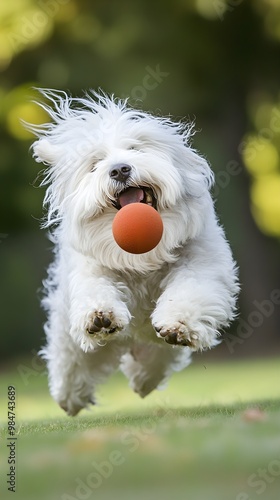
[{"xmin": 29, "ymin": 89, "xmax": 239, "ymax": 416}]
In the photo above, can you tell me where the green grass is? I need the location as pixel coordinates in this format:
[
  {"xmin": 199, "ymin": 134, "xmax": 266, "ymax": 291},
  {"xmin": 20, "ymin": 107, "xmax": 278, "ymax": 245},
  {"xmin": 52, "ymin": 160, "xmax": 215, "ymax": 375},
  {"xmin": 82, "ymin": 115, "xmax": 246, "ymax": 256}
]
[{"xmin": 0, "ymin": 357, "xmax": 280, "ymax": 500}]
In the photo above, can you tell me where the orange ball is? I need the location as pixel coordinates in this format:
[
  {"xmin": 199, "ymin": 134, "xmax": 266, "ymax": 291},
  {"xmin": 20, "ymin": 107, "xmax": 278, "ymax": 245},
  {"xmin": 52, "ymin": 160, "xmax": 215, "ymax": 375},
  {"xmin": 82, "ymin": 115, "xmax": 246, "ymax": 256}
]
[{"xmin": 112, "ymin": 203, "xmax": 163, "ymax": 254}]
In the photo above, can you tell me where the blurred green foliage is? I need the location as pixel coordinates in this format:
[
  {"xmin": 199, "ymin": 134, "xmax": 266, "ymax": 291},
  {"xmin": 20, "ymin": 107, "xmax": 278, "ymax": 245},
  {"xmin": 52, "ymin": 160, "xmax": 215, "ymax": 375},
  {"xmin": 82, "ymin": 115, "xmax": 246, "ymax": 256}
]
[{"xmin": 0, "ymin": 0, "xmax": 280, "ymax": 359}]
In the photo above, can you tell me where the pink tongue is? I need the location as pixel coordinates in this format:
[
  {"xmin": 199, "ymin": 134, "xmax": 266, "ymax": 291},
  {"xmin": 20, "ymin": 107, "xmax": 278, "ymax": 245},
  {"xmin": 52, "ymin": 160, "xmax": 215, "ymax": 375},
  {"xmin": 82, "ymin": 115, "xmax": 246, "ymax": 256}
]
[{"xmin": 119, "ymin": 187, "xmax": 144, "ymax": 207}]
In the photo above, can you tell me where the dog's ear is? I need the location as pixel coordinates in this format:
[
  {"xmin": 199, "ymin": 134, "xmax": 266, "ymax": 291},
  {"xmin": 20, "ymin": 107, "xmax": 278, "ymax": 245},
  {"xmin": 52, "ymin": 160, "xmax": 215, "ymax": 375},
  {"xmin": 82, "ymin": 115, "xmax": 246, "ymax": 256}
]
[
  {"xmin": 32, "ymin": 138, "xmax": 62, "ymax": 166},
  {"xmin": 179, "ymin": 146, "xmax": 215, "ymax": 197},
  {"xmin": 31, "ymin": 137, "xmax": 67, "ymax": 226},
  {"xmin": 193, "ymin": 152, "xmax": 214, "ymax": 192}
]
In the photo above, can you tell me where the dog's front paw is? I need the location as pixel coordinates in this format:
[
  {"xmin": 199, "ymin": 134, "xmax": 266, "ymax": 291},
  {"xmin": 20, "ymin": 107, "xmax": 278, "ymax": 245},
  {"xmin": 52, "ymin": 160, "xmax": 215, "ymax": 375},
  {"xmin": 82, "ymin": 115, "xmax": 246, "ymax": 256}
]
[
  {"xmin": 154, "ymin": 320, "xmax": 219, "ymax": 351},
  {"xmin": 86, "ymin": 310, "xmax": 121, "ymax": 335},
  {"xmin": 155, "ymin": 321, "xmax": 199, "ymax": 348},
  {"xmin": 70, "ymin": 305, "xmax": 131, "ymax": 351}
]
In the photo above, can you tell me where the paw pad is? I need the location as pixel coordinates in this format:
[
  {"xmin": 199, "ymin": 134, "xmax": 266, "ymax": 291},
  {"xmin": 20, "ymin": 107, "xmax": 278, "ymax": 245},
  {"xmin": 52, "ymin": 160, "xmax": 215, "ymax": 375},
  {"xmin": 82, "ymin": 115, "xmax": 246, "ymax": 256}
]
[
  {"xmin": 155, "ymin": 323, "xmax": 199, "ymax": 348},
  {"xmin": 87, "ymin": 311, "xmax": 117, "ymax": 335}
]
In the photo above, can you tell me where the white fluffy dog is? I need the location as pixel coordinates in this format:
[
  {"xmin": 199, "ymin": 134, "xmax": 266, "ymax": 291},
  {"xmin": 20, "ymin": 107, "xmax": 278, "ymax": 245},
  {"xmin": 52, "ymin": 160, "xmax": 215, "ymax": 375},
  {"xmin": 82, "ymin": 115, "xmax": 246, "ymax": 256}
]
[{"xmin": 30, "ymin": 89, "xmax": 239, "ymax": 416}]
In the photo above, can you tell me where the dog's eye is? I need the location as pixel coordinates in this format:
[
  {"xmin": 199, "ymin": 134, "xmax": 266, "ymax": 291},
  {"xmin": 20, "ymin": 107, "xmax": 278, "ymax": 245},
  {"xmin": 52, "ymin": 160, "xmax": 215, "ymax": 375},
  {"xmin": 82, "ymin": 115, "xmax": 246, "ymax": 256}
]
[
  {"xmin": 128, "ymin": 144, "xmax": 141, "ymax": 152},
  {"xmin": 90, "ymin": 164, "xmax": 100, "ymax": 173},
  {"xmin": 90, "ymin": 157, "xmax": 103, "ymax": 171},
  {"xmin": 90, "ymin": 162, "xmax": 98, "ymax": 172}
]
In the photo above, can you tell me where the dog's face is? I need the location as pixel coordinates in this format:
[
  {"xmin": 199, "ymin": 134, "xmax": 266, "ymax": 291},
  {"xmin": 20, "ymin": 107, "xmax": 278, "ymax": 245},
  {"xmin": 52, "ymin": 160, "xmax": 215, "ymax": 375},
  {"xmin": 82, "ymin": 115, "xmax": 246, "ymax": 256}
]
[{"xmin": 31, "ymin": 90, "xmax": 214, "ymax": 270}]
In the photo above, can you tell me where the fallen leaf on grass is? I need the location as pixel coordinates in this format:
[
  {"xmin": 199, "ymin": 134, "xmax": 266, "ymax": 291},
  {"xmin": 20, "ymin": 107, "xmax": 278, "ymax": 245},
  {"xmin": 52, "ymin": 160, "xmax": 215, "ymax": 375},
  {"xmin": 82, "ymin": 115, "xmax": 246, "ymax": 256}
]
[{"xmin": 241, "ymin": 407, "xmax": 267, "ymax": 422}]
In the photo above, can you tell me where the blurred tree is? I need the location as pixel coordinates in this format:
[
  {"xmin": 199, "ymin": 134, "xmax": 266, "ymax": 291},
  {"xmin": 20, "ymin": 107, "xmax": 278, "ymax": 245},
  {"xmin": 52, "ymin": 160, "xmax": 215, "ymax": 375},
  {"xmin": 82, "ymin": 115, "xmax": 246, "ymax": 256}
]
[
  {"xmin": 241, "ymin": 100, "xmax": 280, "ymax": 238},
  {"xmin": 0, "ymin": 0, "xmax": 279, "ymax": 359}
]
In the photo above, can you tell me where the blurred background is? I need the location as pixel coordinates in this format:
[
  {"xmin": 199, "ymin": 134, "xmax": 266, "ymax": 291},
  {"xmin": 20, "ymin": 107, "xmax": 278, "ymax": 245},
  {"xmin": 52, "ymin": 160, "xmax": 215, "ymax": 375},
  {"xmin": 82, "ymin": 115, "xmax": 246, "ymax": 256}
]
[{"xmin": 0, "ymin": 0, "xmax": 280, "ymax": 365}]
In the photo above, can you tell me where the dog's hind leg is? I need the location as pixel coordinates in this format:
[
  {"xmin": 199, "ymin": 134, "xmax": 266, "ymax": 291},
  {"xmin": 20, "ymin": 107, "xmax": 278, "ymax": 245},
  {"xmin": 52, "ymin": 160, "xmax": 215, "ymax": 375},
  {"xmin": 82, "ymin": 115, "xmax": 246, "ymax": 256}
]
[
  {"xmin": 41, "ymin": 302, "xmax": 124, "ymax": 416},
  {"xmin": 120, "ymin": 341, "xmax": 192, "ymax": 398}
]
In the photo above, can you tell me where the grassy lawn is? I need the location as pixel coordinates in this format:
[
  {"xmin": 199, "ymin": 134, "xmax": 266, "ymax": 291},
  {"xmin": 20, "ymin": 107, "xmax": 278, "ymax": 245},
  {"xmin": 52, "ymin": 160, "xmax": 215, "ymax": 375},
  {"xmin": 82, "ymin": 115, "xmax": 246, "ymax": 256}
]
[{"xmin": 0, "ymin": 356, "xmax": 280, "ymax": 500}]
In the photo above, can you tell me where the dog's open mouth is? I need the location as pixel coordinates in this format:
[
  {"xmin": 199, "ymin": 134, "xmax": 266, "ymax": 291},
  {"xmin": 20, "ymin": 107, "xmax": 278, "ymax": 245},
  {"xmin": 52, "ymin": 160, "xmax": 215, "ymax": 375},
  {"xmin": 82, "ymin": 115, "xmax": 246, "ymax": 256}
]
[{"xmin": 113, "ymin": 187, "xmax": 157, "ymax": 210}]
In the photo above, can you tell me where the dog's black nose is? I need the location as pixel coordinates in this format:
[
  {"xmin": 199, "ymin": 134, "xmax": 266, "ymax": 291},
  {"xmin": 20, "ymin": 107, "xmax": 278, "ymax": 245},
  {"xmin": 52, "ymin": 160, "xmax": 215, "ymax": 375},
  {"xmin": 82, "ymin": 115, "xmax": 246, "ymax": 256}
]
[{"xmin": 109, "ymin": 164, "xmax": 132, "ymax": 183}]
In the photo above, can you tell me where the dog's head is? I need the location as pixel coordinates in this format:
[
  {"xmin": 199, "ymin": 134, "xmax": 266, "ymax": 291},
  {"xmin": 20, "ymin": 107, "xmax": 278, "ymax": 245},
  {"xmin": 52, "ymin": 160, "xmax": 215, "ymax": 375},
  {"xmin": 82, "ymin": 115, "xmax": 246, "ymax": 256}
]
[{"xmin": 30, "ymin": 89, "xmax": 214, "ymax": 270}]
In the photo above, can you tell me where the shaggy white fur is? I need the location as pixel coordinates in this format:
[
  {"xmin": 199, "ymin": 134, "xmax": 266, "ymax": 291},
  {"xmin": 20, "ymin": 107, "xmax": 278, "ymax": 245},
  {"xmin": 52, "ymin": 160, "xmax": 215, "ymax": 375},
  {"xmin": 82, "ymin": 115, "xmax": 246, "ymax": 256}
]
[{"xmin": 29, "ymin": 89, "xmax": 239, "ymax": 416}]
